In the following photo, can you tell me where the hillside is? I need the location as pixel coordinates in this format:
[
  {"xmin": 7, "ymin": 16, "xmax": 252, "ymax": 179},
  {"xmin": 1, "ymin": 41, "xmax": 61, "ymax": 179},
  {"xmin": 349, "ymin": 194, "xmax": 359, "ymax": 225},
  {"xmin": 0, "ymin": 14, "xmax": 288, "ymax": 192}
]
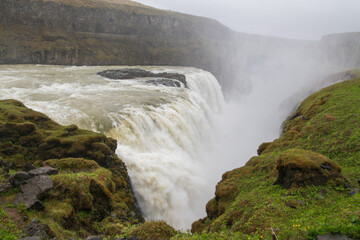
[{"xmin": 179, "ymin": 71, "xmax": 360, "ymax": 239}]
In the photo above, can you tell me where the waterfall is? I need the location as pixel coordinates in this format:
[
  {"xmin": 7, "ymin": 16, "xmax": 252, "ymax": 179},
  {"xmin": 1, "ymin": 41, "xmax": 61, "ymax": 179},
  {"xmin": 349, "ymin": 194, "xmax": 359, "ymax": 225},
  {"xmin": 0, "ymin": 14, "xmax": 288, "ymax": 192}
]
[{"xmin": 0, "ymin": 65, "xmax": 224, "ymax": 229}]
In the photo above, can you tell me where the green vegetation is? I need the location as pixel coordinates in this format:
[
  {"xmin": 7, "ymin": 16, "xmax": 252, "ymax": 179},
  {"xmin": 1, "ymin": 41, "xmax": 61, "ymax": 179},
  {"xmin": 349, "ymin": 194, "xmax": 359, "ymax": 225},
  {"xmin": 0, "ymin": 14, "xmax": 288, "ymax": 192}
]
[
  {"xmin": 0, "ymin": 209, "xmax": 19, "ymax": 240},
  {"xmin": 187, "ymin": 71, "xmax": 360, "ymax": 239},
  {"xmin": 0, "ymin": 100, "xmax": 141, "ymax": 239}
]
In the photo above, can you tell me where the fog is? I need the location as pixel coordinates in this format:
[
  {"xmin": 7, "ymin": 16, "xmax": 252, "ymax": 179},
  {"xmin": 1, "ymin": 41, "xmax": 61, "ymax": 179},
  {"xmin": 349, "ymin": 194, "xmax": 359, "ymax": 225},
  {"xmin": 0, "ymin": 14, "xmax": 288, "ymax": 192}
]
[{"xmin": 136, "ymin": 0, "xmax": 360, "ymax": 39}]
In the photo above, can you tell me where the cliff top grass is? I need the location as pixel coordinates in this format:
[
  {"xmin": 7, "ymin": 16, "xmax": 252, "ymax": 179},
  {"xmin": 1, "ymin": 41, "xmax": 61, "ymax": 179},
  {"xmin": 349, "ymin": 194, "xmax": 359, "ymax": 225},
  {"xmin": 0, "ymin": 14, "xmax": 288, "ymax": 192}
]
[{"xmin": 182, "ymin": 71, "xmax": 360, "ymax": 240}]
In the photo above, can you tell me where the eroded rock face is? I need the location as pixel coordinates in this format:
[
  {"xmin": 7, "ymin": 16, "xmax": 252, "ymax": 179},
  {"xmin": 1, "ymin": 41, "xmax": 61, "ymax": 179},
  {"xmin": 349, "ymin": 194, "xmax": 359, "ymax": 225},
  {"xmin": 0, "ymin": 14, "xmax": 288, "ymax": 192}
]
[
  {"xmin": 97, "ymin": 69, "xmax": 188, "ymax": 88},
  {"xmin": 274, "ymin": 149, "xmax": 345, "ymax": 189}
]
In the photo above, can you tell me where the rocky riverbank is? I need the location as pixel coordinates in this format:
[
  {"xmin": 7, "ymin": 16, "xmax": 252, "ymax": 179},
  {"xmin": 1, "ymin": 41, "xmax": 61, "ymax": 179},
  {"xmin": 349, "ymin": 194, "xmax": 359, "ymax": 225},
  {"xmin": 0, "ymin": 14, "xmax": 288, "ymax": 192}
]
[{"xmin": 0, "ymin": 99, "xmax": 145, "ymax": 239}]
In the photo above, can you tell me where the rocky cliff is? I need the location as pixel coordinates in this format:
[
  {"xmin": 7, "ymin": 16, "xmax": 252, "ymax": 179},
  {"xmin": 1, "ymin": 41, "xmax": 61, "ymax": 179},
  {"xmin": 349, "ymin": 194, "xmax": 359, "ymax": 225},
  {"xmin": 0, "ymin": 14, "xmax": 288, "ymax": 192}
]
[
  {"xmin": 1, "ymin": 0, "xmax": 359, "ymax": 92},
  {"xmin": 0, "ymin": 0, "xmax": 234, "ymax": 87}
]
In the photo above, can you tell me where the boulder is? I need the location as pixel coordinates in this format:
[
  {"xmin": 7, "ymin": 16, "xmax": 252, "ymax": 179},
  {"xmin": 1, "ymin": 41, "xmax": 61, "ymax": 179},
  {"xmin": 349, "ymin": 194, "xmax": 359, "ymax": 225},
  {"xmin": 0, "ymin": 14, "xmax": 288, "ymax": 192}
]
[
  {"xmin": 28, "ymin": 167, "xmax": 58, "ymax": 176},
  {"xmin": 9, "ymin": 171, "xmax": 32, "ymax": 187},
  {"xmin": 14, "ymin": 175, "xmax": 53, "ymax": 209},
  {"xmin": 274, "ymin": 149, "xmax": 345, "ymax": 189}
]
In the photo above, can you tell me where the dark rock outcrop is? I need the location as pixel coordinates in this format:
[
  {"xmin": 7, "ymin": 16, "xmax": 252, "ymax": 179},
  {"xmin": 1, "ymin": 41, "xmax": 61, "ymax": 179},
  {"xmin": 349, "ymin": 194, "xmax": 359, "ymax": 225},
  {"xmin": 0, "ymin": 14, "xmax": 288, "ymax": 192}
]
[{"xmin": 98, "ymin": 68, "xmax": 188, "ymax": 88}]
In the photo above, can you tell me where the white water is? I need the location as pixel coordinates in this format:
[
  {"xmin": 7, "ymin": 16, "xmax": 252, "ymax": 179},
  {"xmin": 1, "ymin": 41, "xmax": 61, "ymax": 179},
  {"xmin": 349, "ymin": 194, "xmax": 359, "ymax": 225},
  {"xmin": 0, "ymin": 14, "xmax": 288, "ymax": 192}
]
[
  {"xmin": 0, "ymin": 64, "xmax": 336, "ymax": 230},
  {"xmin": 0, "ymin": 65, "xmax": 224, "ymax": 229}
]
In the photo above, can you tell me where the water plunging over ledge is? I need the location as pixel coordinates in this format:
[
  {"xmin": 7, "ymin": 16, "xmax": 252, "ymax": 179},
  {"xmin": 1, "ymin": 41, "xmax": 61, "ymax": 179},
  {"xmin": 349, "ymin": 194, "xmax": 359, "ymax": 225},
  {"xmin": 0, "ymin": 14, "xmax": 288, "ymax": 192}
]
[{"xmin": 0, "ymin": 64, "xmax": 225, "ymax": 229}]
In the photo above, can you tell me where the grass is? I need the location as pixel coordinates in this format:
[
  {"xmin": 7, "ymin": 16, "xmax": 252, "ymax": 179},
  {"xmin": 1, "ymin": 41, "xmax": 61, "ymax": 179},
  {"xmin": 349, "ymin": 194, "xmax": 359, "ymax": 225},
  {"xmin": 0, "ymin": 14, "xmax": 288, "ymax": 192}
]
[{"xmin": 188, "ymin": 71, "xmax": 360, "ymax": 239}]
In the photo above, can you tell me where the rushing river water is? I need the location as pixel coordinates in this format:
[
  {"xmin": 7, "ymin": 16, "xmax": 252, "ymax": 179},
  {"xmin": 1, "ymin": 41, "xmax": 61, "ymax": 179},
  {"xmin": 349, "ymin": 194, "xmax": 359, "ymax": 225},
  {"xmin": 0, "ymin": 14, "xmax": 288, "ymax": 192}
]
[{"xmin": 0, "ymin": 65, "xmax": 226, "ymax": 229}]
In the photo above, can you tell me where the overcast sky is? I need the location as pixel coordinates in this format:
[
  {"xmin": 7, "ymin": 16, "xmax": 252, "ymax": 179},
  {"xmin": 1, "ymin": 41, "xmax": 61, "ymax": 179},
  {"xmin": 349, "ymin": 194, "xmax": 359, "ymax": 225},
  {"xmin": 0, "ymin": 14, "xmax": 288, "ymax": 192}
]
[{"xmin": 135, "ymin": 0, "xmax": 360, "ymax": 40}]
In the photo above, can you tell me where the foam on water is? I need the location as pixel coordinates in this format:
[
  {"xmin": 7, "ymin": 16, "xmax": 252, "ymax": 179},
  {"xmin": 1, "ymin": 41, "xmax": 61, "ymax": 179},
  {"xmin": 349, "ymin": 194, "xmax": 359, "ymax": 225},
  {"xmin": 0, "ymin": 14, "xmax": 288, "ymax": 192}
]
[{"xmin": 0, "ymin": 65, "xmax": 224, "ymax": 229}]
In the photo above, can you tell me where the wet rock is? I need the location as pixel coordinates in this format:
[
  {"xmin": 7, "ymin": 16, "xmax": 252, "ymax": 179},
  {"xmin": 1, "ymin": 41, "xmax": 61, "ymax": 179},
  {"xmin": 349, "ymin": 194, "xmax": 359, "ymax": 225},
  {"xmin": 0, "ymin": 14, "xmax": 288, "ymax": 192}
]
[
  {"xmin": 316, "ymin": 233, "xmax": 353, "ymax": 240},
  {"xmin": 10, "ymin": 171, "xmax": 32, "ymax": 187},
  {"xmin": 28, "ymin": 166, "xmax": 58, "ymax": 176},
  {"xmin": 0, "ymin": 180, "xmax": 12, "ymax": 193},
  {"xmin": 14, "ymin": 175, "xmax": 53, "ymax": 209},
  {"xmin": 97, "ymin": 69, "xmax": 188, "ymax": 88},
  {"xmin": 23, "ymin": 218, "xmax": 50, "ymax": 239},
  {"xmin": 146, "ymin": 78, "xmax": 183, "ymax": 88},
  {"xmin": 274, "ymin": 149, "xmax": 345, "ymax": 189}
]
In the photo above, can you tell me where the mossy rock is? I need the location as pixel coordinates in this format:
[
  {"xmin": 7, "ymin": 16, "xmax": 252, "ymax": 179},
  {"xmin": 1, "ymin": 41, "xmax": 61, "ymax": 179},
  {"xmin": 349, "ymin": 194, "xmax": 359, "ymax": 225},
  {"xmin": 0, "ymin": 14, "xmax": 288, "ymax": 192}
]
[
  {"xmin": 0, "ymin": 100, "xmax": 143, "ymax": 239},
  {"xmin": 128, "ymin": 221, "xmax": 176, "ymax": 240},
  {"xmin": 274, "ymin": 149, "xmax": 345, "ymax": 189}
]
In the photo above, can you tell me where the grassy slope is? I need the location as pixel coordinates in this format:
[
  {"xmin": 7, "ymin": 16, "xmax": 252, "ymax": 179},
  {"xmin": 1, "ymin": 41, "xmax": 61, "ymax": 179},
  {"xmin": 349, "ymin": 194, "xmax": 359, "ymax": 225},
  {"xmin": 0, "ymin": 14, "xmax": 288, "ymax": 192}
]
[{"xmin": 173, "ymin": 72, "xmax": 360, "ymax": 240}]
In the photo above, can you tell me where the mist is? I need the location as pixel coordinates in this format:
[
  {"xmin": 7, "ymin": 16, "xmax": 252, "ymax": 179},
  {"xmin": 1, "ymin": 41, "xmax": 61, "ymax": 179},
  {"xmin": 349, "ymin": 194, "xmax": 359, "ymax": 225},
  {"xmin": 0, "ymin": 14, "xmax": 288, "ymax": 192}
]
[
  {"xmin": 199, "ymin": 32, "xmax": 360, "ymax": 195},
  {"xmin": 136, "ymin": 0, "xmax": 360, "ymax": 39}
]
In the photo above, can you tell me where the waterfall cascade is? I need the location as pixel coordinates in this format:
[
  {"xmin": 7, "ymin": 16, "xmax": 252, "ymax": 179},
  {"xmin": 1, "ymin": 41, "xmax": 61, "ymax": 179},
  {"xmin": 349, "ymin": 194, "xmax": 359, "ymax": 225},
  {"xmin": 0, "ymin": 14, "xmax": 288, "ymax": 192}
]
[{"xmin": 0, "ymin": 65, "xmax": 225, "ymax": 229}]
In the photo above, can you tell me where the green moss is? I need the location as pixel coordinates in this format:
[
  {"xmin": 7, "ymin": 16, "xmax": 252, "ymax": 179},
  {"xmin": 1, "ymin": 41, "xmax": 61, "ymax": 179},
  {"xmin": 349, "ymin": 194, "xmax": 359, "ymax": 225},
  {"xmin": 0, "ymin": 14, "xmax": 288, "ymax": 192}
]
[
  {"xmin": 128, "ymin": 221, "xmax": 176, "ymax": 240},
  {"xmin": 0, "ymin": 100, "xmax": 141, "ymax": 239},
  {"xmin": 0, "ymin": 208, "xmax": 20, "ymax": 240}
]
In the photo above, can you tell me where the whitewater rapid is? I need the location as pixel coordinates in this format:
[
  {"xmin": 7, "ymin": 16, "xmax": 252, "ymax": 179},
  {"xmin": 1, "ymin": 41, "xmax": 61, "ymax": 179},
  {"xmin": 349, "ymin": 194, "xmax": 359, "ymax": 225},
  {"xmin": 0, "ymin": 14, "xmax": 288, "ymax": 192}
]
[{"xmin": 0, "ymin": 65, "xmax": 224, "ymax": 229}]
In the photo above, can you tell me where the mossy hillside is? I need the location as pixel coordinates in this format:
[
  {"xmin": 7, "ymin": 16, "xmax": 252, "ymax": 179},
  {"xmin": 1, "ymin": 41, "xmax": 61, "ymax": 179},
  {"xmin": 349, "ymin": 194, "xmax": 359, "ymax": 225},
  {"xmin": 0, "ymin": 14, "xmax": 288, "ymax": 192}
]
[
  {"xmin": 187, "ymin": 72, "xmax": 360, "ymax": 239},
  {"xmin": 0, "ymin": 100, "xmax": 142, "ymax": 239}
]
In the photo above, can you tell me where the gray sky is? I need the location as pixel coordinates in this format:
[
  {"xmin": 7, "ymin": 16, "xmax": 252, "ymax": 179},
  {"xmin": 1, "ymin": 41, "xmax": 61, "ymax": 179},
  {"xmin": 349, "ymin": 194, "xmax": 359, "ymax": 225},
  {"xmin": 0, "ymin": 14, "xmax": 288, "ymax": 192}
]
[{"xmin": 135, "ymin": 0, "xmax": 360, "ymax": 40}]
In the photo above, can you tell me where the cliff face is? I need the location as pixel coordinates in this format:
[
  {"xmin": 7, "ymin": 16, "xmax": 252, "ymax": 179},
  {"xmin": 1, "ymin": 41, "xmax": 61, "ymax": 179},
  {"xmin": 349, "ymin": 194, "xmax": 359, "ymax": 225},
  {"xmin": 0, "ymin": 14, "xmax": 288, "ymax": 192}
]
[
  {"xmin": 0, "ymin": 0, "xmax": 234, "ymax": 87},
  {"xmin": 1, "ymin": 0, "xmax": 359, "ymax": 92}
]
